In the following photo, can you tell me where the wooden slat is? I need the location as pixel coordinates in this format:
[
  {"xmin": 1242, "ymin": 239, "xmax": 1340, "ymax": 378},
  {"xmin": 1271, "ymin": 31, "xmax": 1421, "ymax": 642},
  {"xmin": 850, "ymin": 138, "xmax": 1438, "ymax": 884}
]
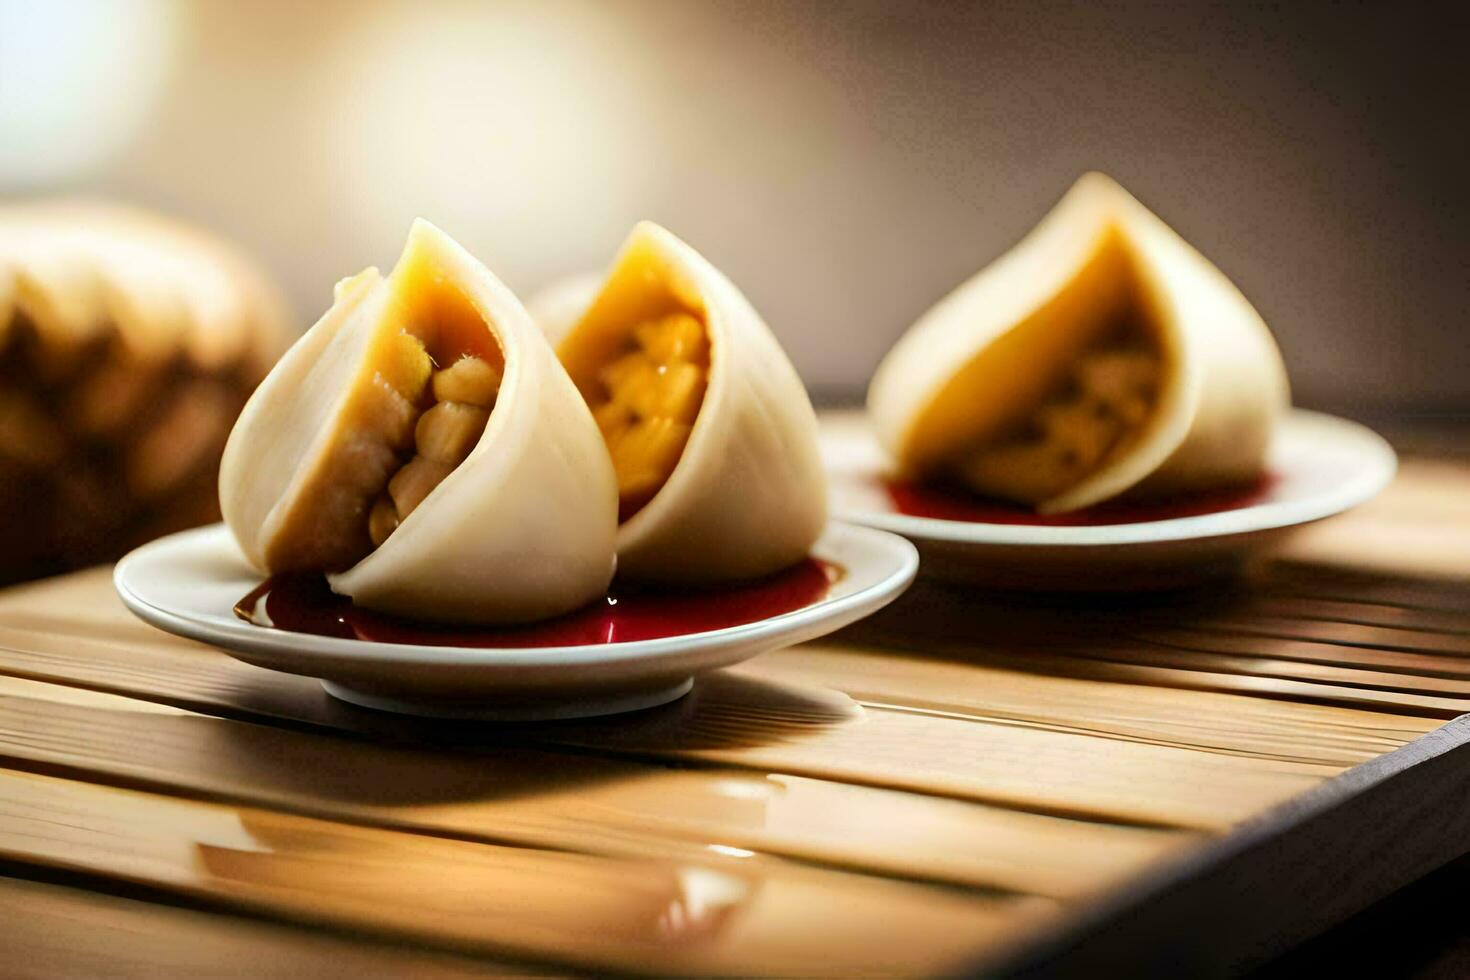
[
  {"xmin": 561, "ymin": 686, "xmax": 1337, "ymax": 830},
  {"xmin": 6, "ymin": 573, "xmax": 1438, "ymax": 761},
  {"xmin": 1265, "ymin": 560, "xmax": 1470, "ymax": 612},
  {"xmin": 0, "ymin": 767, "xmax": 1042, "ymax": 977},
  {"xmin": 0, "ymin": 604, "xmax": 1336, "ymax": 829},
  {"xmin": 1134, "ymin": 614, "xmax": 1470, "ymax": 657},
  {"xmin": 0, "ymin": 675, "xmax": 1188, "ymax": 900},
  {"xmin": 839, "ymin": 576, "xmax": 1470, "ymax": 717},
  {"xmin": 0, "ymin": 875, "xmax": 533, "ymax": 979},
  {"xmin": 1063, "ymin": 642, "xmax": 1470, "ymax": 698},
  {"xmin": 1134, "ymin": 630, "xmax": 1470, "ymax": 679},
  {"xmin": 933, "ymin": 646, "xmax": 1470, "ymax": 718},
  {"xmin": 1187, "ymin": 593, "xmax": 1470, "ymax": 636},
  {"xmin": 756, "ymin": 645, "xmax": 1433, "ymax": 765}
]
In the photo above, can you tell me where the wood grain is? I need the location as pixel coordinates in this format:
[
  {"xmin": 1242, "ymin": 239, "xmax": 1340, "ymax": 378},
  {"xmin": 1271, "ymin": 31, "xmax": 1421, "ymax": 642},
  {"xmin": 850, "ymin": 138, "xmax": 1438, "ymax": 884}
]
[
  {"xmin": 0, "ymin": 595, "xmax": 1337, "ymax": 829},
  {"xmin": 0, "ymin": 766, "xmax": 1042, "ymax": 977},
  {"xmin": 0, "ymin": 675, "xmax": 1188, "ymax": 900},
  {"xmin": 1198, "ymin": 594, "xmax": 1470, "ymax": 635},
  {"xmin": 840, "ymin": 575, "xmax": 1470, "ymax": 717},
  {"xmin": 928, "ymin": 645, "xmax": 1470, "ymax": 718},
  {"xmin": 1134, "ymin": 630, "xmax": 1470, "ymax": 679},
  {"xmin": 1056, "ymin": 642, "xmax": 1470, "ymax": 698},
  {"xmin": 757, "ymin": 645, "xmax": 1434, "ymax": 765},
  {"xmin": 1136, "ymin": 614, "xmax": 1470, "ymax": 657},
  {"xmin": 1265, "ymin": 559, "xmax": 1470, "ymax": 611},
  {"xmin": 0, "ymin": 875, "xmax": 536, "ymax": 979}
]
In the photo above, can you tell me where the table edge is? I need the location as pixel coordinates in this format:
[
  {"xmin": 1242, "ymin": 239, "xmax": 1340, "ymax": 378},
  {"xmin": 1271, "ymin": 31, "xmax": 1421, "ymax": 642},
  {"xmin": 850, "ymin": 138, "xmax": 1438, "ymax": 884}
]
[{"xmin": 971, "ymin": 712, "xmax": 1470, "ymax": 978}]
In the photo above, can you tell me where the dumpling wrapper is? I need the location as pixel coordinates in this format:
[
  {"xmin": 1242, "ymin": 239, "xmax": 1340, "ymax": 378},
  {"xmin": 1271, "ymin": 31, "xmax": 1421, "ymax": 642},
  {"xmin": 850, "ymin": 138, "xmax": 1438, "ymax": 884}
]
[
  {"xmin": 220, "ymin": 220, "xmax": 617, "ymax": 624},
  {"xmin": 868, "ymin": 172, "xmax": 1290, "ymax": 513},
  {"xmin": 557, "ymin": 221, "xmax": 827, "ymax": 582}
]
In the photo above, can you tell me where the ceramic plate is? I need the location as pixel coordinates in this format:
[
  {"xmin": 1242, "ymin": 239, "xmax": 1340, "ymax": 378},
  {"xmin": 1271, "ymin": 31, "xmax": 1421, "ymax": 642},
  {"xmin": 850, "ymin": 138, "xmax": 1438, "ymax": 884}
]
[
  {"xmin": 821, "ymin": 408, "xmax": 1395, "ymax": 589},
  {"xmin": 115, "ymin": 521, "xmax": 917, "ymax": 720}
]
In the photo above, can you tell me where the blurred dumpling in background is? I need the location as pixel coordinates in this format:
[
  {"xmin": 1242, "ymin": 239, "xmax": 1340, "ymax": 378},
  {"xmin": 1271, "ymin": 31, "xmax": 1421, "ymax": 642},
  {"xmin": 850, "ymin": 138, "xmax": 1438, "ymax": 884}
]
[
  {"xmin": 0, "ymin": 201, "xmax": 288, "ymax": 584},
  {"xmin": 869, "ymin": 173, "xmax": 1289, "ymax": 513}
]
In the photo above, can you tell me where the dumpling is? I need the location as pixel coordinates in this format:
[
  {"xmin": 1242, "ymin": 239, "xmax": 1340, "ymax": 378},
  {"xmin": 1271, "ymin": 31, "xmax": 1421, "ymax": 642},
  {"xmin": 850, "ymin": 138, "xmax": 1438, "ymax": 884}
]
[
  {"xmin": 868, "ymin": 173, "xmax": 1289, "ymax": 512},
  {"xmin": 556, "ymin": 222, "xmax": 826, "ymax": 582},
  {"xmin": 220, "ymin": 220, "xmax": 617, "ymax": 623}
]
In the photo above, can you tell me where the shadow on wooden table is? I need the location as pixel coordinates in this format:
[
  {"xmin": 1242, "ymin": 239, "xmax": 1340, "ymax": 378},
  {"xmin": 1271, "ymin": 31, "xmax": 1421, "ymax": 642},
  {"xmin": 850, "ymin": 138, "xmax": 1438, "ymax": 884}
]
[
  {"xmin": 837, "ymin": 557, "xmax": 1470, "ymax": 659},
  {"xmin": 179, "ymin": 670, "xmax": 867, "ymax": 808},
  {"xmin": 516, "ymin": 670, "xmax": 866, "ymax": 751}
]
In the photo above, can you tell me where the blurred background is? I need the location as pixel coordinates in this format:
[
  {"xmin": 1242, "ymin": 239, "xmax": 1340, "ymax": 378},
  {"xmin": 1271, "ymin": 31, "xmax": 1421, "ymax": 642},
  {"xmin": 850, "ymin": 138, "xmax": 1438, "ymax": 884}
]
[{"xmin": 3, "ymin": 0, "xmax": 1464, "ymax": 411}]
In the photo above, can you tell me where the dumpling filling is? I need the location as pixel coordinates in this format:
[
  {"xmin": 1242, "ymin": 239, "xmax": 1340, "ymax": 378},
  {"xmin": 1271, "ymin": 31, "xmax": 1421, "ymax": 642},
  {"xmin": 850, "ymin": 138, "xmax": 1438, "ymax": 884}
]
[
  {"xmin": 956, "ymin": 340, "xmax": 1160, "ymax": 506},
  {"xmin": 584, "ymin": 311, "xmax": 709, "ymax": 521},
  {"xmin": 256, "ymin": 277, "xmax": 508, "ymax": 575},
  {"xmin": 368, "ymin": 354, "xmax": 500, "ymax": 546}
]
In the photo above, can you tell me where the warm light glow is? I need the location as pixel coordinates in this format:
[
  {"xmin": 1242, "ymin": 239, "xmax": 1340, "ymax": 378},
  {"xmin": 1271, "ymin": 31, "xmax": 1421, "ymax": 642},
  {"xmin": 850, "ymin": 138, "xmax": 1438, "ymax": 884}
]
[
  {"xmin": 0, "ymin": 0, "xmax": 184, "ymax": 187},
  {"xmin": 311, "ymin": 2, "xmax": 656, "ymax": 281}
]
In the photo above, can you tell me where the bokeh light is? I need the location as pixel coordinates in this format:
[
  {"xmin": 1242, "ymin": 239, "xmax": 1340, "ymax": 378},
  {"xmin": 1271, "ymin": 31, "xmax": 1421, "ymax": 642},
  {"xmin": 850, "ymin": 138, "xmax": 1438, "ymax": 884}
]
[{"xmin": 0, "ymin": 0, "xmax": 184, "ymax": 186}]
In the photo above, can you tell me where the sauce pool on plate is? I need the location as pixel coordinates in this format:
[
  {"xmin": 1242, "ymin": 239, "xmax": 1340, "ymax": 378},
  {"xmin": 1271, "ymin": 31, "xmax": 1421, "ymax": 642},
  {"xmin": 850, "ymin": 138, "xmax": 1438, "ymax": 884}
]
[
  {"xmin": 884, "ymin": 472, "xmax": 1278, "ymax": 526},
  {"xmin": 237, "ymin": 558, "xmax": 839, "ymax": 647}
]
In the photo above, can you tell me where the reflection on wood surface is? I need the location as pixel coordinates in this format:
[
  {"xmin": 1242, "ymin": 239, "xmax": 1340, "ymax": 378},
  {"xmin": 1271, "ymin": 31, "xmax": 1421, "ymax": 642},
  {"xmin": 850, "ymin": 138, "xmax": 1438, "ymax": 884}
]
[
  {"xmin": 0, "ymin": 766, "xmax": 1038, "ymax": 976},
  {"xmin": 0, "ymin": 675, "xmax": 1181, "ymax": 900}
]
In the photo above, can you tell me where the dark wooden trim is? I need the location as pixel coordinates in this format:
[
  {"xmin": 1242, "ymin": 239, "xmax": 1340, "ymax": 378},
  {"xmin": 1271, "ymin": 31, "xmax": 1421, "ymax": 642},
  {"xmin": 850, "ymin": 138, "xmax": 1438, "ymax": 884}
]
[{"xmin": 973, "ymin": 713, "xmax": 1470, "ymax": 978}]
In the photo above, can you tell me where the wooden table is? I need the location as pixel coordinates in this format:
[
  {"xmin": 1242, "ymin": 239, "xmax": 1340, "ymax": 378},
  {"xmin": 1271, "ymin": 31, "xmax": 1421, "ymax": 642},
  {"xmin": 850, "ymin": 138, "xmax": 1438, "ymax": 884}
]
[{"xmin": 0, "ymin": 451, "xmax": 1466, "ymax": 977}]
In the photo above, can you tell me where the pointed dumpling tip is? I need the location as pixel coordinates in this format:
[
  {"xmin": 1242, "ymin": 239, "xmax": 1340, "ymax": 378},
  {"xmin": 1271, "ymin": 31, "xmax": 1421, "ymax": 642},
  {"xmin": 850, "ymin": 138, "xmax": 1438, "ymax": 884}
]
[
  {"xmin": 1075, "ymin": 170, "xmax": 1121, "ymax": 192},
  {"xmin": 628, "ymin": 218, "xmax": 670, "ymax": 241}
]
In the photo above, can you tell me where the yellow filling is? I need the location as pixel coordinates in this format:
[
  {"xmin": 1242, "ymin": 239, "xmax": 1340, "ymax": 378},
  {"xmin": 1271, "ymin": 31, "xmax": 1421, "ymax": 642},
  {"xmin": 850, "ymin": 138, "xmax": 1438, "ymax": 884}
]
[
  {"xmin": 368, "ymin": 354, "xmax": 500, "ymax": 547},
  {"xmin": 587, "ymin": 311, "xmax": 709, "ymax": 521},
  {"xmin": 957, "ymin": 345, "xmax": 1159, "ymax": 505},
  {"xmin": 263, "ymin": 328, "xmax": 433, "ymax": 573}
]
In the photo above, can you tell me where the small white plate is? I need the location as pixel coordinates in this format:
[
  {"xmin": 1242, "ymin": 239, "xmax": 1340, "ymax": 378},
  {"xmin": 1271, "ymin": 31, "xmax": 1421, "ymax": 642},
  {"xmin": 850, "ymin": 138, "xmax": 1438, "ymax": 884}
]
[
  {"xmin": 821, "ymin": 408, "xmax": 1396, "ymax": 589},
  {"xmin": 115, "ymin": 522, "xmax": 917, "ymax": 720}
]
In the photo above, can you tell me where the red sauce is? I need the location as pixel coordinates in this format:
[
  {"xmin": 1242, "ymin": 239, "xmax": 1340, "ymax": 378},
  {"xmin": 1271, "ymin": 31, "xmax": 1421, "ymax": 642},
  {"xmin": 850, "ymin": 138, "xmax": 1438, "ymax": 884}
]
[
  {"xmin": 235, "ymin": 559, "xmax": 838, "ymax": 647},
  {"xmin": 884, "ymin": 472, "xmax": 1278, "ymax": 526}
]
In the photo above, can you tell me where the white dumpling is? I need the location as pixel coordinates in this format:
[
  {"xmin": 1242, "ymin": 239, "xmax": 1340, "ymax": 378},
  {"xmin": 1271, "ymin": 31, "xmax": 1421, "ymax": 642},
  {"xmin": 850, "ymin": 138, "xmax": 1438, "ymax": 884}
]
[
  {"xmin": 220, "ymin": 220, "xmax": 617, "ymax": 623},
  {"xmin": 556, "ymin": 221, "xmax": 827, "ymax": 582}
]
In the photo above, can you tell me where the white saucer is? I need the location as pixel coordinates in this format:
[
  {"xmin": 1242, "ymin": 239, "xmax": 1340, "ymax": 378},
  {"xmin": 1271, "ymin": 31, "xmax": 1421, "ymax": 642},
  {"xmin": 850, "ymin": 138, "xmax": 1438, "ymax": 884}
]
[
  {"xmin": 821, "ymin": 408, "xmax": 1396, "ymax": 590},
  {"xmin": 114, "ymin": 522, "xmax": 918, "ymax": 720}
]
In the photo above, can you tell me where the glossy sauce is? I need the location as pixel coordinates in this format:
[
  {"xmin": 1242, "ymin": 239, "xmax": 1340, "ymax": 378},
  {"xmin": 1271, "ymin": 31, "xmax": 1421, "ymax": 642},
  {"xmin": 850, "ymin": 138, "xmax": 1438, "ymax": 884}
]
[
  {"xmin": 236, "ymin": 558, "xmax": 838, "ymax": 647},
  {"xmin": 885, "ymin": 472, "xmax": 1278, "ymax": 526}
]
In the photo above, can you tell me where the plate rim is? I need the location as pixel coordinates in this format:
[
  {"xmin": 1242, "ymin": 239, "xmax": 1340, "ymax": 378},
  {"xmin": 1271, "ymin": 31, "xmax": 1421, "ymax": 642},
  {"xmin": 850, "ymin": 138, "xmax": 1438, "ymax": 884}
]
[
  {"xmin": 114, "ymin": 520, "xmax": 919, "ymax": 669},
  {"xmin": 825, "ymin": 408, "xmax": 1396, "ymax": 548}
]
